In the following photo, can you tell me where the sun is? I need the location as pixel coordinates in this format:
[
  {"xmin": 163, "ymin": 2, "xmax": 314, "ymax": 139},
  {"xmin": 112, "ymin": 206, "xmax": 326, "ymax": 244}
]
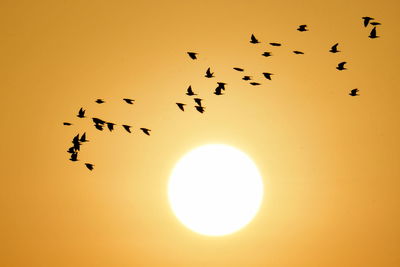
[{"xmin": 168, "ymin": 144, "xmax": 264, "ymax": 236}]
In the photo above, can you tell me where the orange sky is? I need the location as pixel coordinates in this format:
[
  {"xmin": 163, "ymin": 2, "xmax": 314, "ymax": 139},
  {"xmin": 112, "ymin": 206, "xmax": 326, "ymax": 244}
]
[{"xmin": 1, "ymin": 0, "xmax": 400, "ymax": 266}]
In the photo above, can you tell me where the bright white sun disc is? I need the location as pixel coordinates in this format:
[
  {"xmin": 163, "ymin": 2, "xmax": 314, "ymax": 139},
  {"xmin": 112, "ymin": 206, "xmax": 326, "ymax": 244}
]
[{"xmin": 168, "ymin": 144, "xmax": 264, "ymax": 236}]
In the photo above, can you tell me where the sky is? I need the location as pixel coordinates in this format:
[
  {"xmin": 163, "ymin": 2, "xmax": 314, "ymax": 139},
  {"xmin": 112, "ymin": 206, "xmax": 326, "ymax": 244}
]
[{"xmin": 1, "ymin": 0, "xmax": 400, "ymax": 266}]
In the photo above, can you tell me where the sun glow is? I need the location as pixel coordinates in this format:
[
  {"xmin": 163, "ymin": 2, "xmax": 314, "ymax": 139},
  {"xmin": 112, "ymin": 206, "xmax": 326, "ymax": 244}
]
[{"xmin": 168, "ymin": 144, "xmax": 264, "ymax": 236}]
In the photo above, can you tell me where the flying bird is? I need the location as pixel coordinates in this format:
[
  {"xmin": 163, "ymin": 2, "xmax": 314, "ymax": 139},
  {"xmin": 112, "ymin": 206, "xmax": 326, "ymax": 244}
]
[
  {"xmin": 63, "ymin": 122, "xmax": 72, "ymax": 126},
  {"xmin": 67, "ymin": 147, "xmax": 75, "ymax": 154},
  {"xmin": 194, "ymin": 98, "xmax": 203, "ymax": 106},
  {"xmin": 187, "ymin": 52, "xmax": 198, "ymax": 60},
  {"xmin": 250, "ymin": 34, "xmax": 260, "ymax": 44},
  {"xmin": 186, "ymin": 85, "xmax": 197, "ymax": 96},
  {"xmin": 77, "ymin": 108, "xmax": 85, "ymax": 118},
  {"xmin": 369, "ymin": 27, "xmax": 379, "ymax": 39},
  {"xmin": 205, "ymin": 67, "xmax": 214, "ymax": 78},
  {"xmin": 123, "ymin": 98, "xmax": 135, "ymax": 104},
  {"xmin": 94, "ymin": 124, "xmax": 104, "ymax": 131},
  {"xmin": 370, "ymin": 21, "xmax": 381, "ymax": 26},
  {"xmin": 329, "ymin": 43, "xmax": 340, "ymax": 53},
  {"xmin": 293, "ymin": 50, "xmax": 304, "ymax": 54},
  {"xmin": 176, "ymin": 103, "xmax": 186, "ymax": 111},
  {"xmin": 233, "ymin": 67, "xmax": 244, "ymax": 72},
  {"xmin": 262, "ymin": 72, "xmax": 273, "ymax": 80},
  {"xmin": 72, "ymin": 134, "xmax": 81, "ymax": 151},
  {"xmin": 95, "ymin": 99, "xmax": 105, "ymax": 104},
  {"xmin": 336, "ymin": 62, "xmax": 347, "ymax": 70},
  {"xmin": 80, "ymin": 132, "xmax": 88, "ymax": 142},
  {"xmin": 362, "ymin": 16, "xmax": 374, "ymax": 27},
  {"xmin": 250, "ymin": 82, "xmax": 261, "ymax": 86},
  {"xmin": 269, "ymin": 42, "xmax": 282, "ymax": 46},
  {"xmin": 140, "ymin": 128, "xmax": 151, "ymax": 136},
  {"xmin": 216, "ymin": 82, "xmax": 226, "ymax": 90},
  {"xmin": 69, "ymin": 152, "xmax": 78, "ymax": 162},
  {"xmin": 195, "ymin": 105, "xmax": 205, "ymax": 113},
  {"xmin": 349, "ymin": 88, "xmax": 359, "ymax": 96},
  {"xmin": 92, "ymin": 118, "xmax": 105, "ymax": 125},
  {"xmin": 297, "ymin": 25, "xmax": 308, "ymax": 32},
  {"xmin": 262, "ymin": 52, "xmax": 272, "ymax": 57},
  {"xmin": 242, "ymin": 76, "xmax": 252, "ymax": 81},
  {"xmin": 85, "ymin": 163, "xmax": 94, "ymax": 171},
  {"xmin": 214, "ymin": 87, "xmax": 224, "ymax": 95},
  {"xmin": 106, "ymin": 122, "xmax": 115, "ymax": 132},
  {"xmin": 122, "ymin": 125, "xmax": 132, "ymax": 133}
]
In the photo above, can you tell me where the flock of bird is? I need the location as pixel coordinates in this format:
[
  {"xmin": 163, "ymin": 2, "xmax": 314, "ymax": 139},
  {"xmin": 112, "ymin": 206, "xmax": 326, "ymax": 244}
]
[{"xmin": 64, "ymin": 17, "xmax": 381, "ymax": 171}]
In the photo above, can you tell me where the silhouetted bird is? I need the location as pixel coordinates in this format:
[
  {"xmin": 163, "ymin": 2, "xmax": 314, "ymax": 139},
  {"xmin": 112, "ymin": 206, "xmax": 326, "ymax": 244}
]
[
  {"xmin": 176, "ymin": 103, "xmax": 186, "ymax": 111},
  {"xmin": 329, "ymin": 43, "xmax": 340, "ymax": 53},
  {"xmin": 269, "ymin": 42, "xmax": 281, "ymax": 46},
  {"xmin": 122, "ymin": 125, "xmax": 132, "ymax": 133},
  {"xmin": 194, "ymin": 98, "xmax": 203, "ymax": 106},
  {"xmin": 77, "ymin": 108, "xmax": 85, "ymax": 118},
  {"xmin": 72, "ymin": 134, "xmax": 80, "ymax": 151},
  {"xmin": 195, "ymin": 105, "xmax": 205, "ymax": 113},
  {"xmin": 70, "ymin": 152, "xmax": 78, "ymax": 162},
  {"xmin": 106, "ymin": 122, "xmax": 115, "ymax": 132},
  {"xmin": 85, "ymin": 163, "xmax": 94, "ymax": 171},
  {"xmin": 80, "ymin": 132, "xmax": 88, "ymax": 142},
  {"xmin": 233, "ymin": 67, "xmax": 244, "ymax": 72},
  {"xmin": 262, "ymin": 52, "xmax": 272, "ymax": 57},
  {"xmin": 349, "ymin": 88, "xmax": 359, "ymax": 96},
  {"xmin": 362, "ymin": 16, "xmax": 374, "ymax": 27},
  {"xmin": 140, "ymin": 128, "xmax": 151, "ymax": 136},
  {"xmin": 216, "ymin": 82, "xmax": 226, "ymax": 90},
  {"xmin": 293, "ymin": 50, "xmax": 304, "ymax": 54},
  {"xmin": 205, "ymin": 67, "xmax": 214, "ymax": 78},
  {"xmin": 250, "ymin": 34, "xmax": 260, "ymax": 44},
  {"xmin": 297, "ymin": 25, "xmax": 308, "ymax": 32},
  {"xmin": 250, "ymin": 82, "xmax": 261, "ymax": 86},
  {"xmin": 63, "ymin": 122, "xmax": 72, "ymax": 126},
  {"xmin": 369, "ymin": 27, "xmax": 379, "ymax": 38},
  {"xmin": 123, "ymin": 98, "xmax": 135, "ymax": 104},
  {"xmin": 214, "ymin": 87, "xmax": 224, "ymax": 95},
  {"xmin": 95, "ymin": 99, "xmax": 105, "ymax": 104},
  {"xmin": 370, "ymin": 21, "xmax": 381, "ymax": 26},
  {"xmin": 336, "ymin": 62, "xmax": 347, "ymax": 70},
  {"xmin": 67, "ymin": 147, "xmax": 75, "ymax": 154},
  {"xmin": 242, "ymin": 76, "xmax": 252, "ymax": 81},
  {"xmin": 262, "ymin": 72, "xmax": 273, "ymax": 80},
  {"xmin": 186, "ymin": 85, "xmax": 197, "ymax": 96},
  {"xmin": 94, "ymin": 124, "xmax": 104, "ymax": 131},
  {"xmin": 187, "ymin": 52, "xmax": 198, "ymax": 60},
  {"xmin": 92, "ymin": 118, "xmax": 105, "ymax": 125}
]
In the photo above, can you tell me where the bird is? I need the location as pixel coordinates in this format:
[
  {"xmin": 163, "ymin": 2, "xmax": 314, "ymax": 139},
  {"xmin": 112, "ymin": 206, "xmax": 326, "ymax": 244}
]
[
  {"xmin": 77, "ymin": 108, "xmax": 85, "ymax": 118},
  {"xmin": 233, "ymin": 67, "xmax": 244, "ymax": 72},
  {"xmin": 250, "ymin": 82, "xmax": 261, "ymax": 86},
  {"xmin": 205, "ymin": 67, "xmax": 214, "ymax": 78},
  {"xmin": 214, "ymin": 87, "xmax": 224, "ymax": 95},
  {"xmin": 63, "ymin": 122, "xmax": 72, "ymax": 126},
  {"xmin": 122, "ymin": 125, "xmax": 132, "ymax": 133},
  {"xmin": 72, "ymin": 134, "xmax": 81, "ymax": 151},
  {"xmin": 194, "ymin": 98, "xmax": 203, "ymax": 106},
  {"xmin": 106, "ymin": 122, "xmax": 115, "ymax": 132},
  {"xmin": 95, "ymin": 99, "xmax": 105, "ymax": 104},
  {"xmin": 269, "ymin": 42, "xmax": 281, "ymax": 46},
  {"xmin": 216, "ymin": 82, "xmax": 226, "ymax": 90},
  {"xmin": 123, "ymin": 98, "xmax": 135, "ymax": 104},
  {"xmin": 262, "ymin": 72, "xmax": 273, "ymax": 80},
  {"xmin": 369, "ymin": 27, "xmax": 379, "ymax": 39},
  {"xmin": 140, "ymin": 128, "xmax": 151, "ymax": 136},
  {"xmin": 195, "ymin": 105, "xmax": 205, "ymax": 113},
  {"xmin": 92, "ymin": 118, "xmax": 105, "ymax": 125},
  {"xmin": 293, "ymin": 50, "xmax": 304, "ymax": 54},
  {"xmin": 370, "ymin": 21, "xmax": 381, "ymax": 26},
  {"xmin": 329, "ymin": 43, "xmax": 340, "ymax": 53},
  {"xmin": 362, "ymin": 16, "xmax": 374, "ymax": 27},
  {"xmin": 336, "ymin": 62, "xmax": 347, "ymax": 70},
  {"xmin": 187, "ymin": 52, "xmax": 198, "ymax": 60},
  {"xmin": 262, "ymin": 51, "xmax": 272, "ymax": 57},
  {"xmin": 250, "ymin": 34, "xmax": 260, "ymax": 44},
  {"xmin": 242, "ymin": 76, "xmax": 252, "ymax": 81},
  {"xmin": 69, "ymin": 152, "xmax": 78, "ymax": 162},
  {"xmin": 67, "ymin": 147, "xmax": 75, "ymax": 154},
  {"xmin": 297, "ymin": 25, "xmax": 308, "ymax": 32},
  {"xmin": 80, "ymin": 132, "xmax": 88, "ymax": 142},
  {"xmin": 94, "ymin": 124, "xmax": 104, "ymax": 131},
  {"xmin": 186, "ymin": 85, "xmax": 197, "ymax": 96},
  {"xmin": 85, "ymin": 163, "xmax": 94, "ymax": 171},
  {"xmin": 349, "ymin": 88, "xmax": 359, "ymax": 96},
  {"xmin": 176, "ymin": 103, "xmax": 186, "ymax": 111}
]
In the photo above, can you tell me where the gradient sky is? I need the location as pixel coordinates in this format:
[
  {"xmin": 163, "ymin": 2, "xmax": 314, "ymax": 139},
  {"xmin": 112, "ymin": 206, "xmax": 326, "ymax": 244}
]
[{"xmin": 1, "ymin": 0, "xmax": 400, "ymax": 266}]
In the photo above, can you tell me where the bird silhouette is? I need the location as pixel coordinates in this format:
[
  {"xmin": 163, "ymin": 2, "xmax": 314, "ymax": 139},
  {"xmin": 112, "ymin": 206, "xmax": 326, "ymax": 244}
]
[
  {"xmin": 94, "ymin": 124, "xmax": 104, "ymax": 131},
  {"xmin": 370, "ymin": 21, "xmax": 381, "ymax": 26},
  {"xmin": 205, "ymin": 67, "xmax": 214, "ymax": 78},
  {"xmin": 250, "ymin": 82, "xmax": 261, "ymax": 86},
  {"xmin": 262, "ymin": 52, "xmax": 272, "ymax": 57},
  {"xmin": 233, "ymin": 67, "xmax": 244, "ymax": 72},
  {"xmin": 72, "ymin": 134, "xmax": 81, "ymax": 151},
  {"xmin": 85, "ymin": 163, "xmax": 94, "ymax": 171},
  {"xmin": 123, "ymin": 98, "xmax": 135, "ymax": 104},
  {"xmin": 362, "ymin": 16, "xmax": 374, "ymax": 27},
  {"xmin": 106, "ymin": 122, "xmax": 115, "ymax": 132},
  {"xmin": 269, "ymin": 42, "xmax": 281, "ymax": 46},
  {"xmin": 92, "ymin": 118, "xmax": 105, "ymax": 125},
  {"xmin": 176, "ymin": 103, "xmax": 186, "ymax": 111},
  {"xmin": 369, "ymin": 27, "xmax": 379, "ymax": 38},
  {"xmin": 195, "ymin": 105, "xmax": 205, "ymax": 113},
  {"xmin": 77, "ymin": 108, "xmax": 85, "ymax": 118},
  {"xmin": 242, "ymin": 76, "xmax": 252, "ymax": 81},
  {"xmin": 95, "ymin": 99, "xmax": 105, "ymax": 104},
  {"xmin": 297, "ymin": 25, "xmax": 308, "ymax": 32},
  {"xmin": 293, "ymin": 50, "xmax": 304, "ymax": 54},
  {"xmin": 187, "ymin": 52, "xmax": 198, "ymax": 60},
  {"xmin": 349, "ymin": 88, "xmax": 359, "ymax": 96},
  {"xmin": 214, "ymin": 87, "xmax": 224, "ymax": 95},
  {"xmin": 70, "ymin": 152, "xmax": 78, "ymax": 162},
  {"xmin": 250, "ymin": 34, "xmax": 260, "ymax": 44},
  {"xmin": 140, "ymin": 128, "xmax": 151, "ymax": 136},
  {"xmin": 67, "ymin": 147, "xmax": 75, "ymax": 154},
  {"xmin": 329, "ymin": 43, "xmax": 340, "ymax": 53},
  {"xmin": 336, "ymin": 62, "xmax": 347, "ymax": 70},
  {"xmin": 194, "ymin": 98, "xmax": 203, "ymax": 106},
  {"xmin": 262, "ymin": 72, "xmax": 273, "ymax": 80},
  {"xmin": 63, "ymin": 122, "xmax": 72, "ymax": 126},
  {"xmin": 122, "ymin": 125, "xmax": 132, "ymax": 133},
  {"xmin": 80, "ymin": 132, "xmax": 88, "ymax": 142},
  {"xmin": 216, "ymin": 82, "xmax": 226, "ymax": 90},
  {"xmin": 186, "ymin": 85, "xmax": 197, "ymax": 96}
]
